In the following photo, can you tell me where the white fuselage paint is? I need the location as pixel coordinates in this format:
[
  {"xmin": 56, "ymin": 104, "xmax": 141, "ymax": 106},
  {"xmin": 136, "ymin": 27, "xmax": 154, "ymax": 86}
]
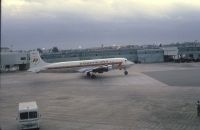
[
  {"xmin": 28, "ymin": 51, "xmax": 134, "ymax": 74},
  {"xmin": 41, "ymin": 58, "xmax": 126, "ymax": 72}
]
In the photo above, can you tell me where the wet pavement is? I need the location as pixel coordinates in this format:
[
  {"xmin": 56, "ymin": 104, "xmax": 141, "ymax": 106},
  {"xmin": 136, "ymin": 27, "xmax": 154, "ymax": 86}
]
[{"xmin": 0, "ymin": 63, "xmax": 200, "ymax": 130}]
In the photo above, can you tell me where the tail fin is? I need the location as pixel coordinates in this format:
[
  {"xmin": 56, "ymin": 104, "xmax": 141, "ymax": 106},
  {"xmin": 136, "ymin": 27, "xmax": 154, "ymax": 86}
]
[{"xmin": 28, "ymin": 51, "xmax": 49, "ymax": 72}]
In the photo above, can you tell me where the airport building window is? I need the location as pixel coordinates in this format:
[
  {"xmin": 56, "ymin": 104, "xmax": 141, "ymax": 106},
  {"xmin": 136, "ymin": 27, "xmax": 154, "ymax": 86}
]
[
  {"xmin": 5, "ymin": 65, "xmax": 10, "ymax": 69},
  {"xmin": 189, "ymin": 54, "xmax": 193, "ymax": 58},
  {"xmin": 21, "ymin": 57, "xmax": 26, "ymax": 60}
]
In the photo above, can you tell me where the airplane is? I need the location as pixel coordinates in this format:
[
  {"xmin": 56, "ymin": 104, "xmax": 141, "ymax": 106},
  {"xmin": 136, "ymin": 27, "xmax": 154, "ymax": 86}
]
[{"xmin": 28, "ymin": 51, "xmax": 134, "ymax": 79}]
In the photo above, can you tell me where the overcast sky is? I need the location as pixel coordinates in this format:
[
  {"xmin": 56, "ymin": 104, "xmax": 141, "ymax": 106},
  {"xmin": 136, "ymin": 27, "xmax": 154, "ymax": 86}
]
[{"xmin": 2, "ymin": 0, "xmax": 200, "ymax": 50}]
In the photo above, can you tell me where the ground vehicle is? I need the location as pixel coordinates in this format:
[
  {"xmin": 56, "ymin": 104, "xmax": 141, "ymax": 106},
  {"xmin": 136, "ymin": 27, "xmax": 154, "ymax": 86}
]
[{"xmin": 17, "ymin": 101, "xmax": 40, "ymax": 130}]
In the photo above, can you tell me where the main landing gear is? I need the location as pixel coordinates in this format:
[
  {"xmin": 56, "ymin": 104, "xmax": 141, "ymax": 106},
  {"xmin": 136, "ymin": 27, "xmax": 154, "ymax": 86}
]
[
  {"xmin": 87, "ymin": 72, "xmax": 91, "ymax": 77},
  {"xmin": 86, "ymin": 72, "xmax": 96, "ymax": 79},
  {"xmin": 91, "ymin": 74, "xmax": 96, "ymax": 79}
]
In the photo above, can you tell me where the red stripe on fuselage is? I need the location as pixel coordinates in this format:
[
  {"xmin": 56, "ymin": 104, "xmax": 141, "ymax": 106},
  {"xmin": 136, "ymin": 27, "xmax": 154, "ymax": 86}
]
[{"xmin": 47, "ymin": 61, "xmax": 123, "ymax": 70}]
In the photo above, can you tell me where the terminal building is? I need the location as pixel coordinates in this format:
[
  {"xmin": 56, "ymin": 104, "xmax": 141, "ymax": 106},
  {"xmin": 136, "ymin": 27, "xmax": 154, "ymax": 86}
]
[
  {"xmin": 37, "ymin": 44, "xmax": 200, "ymax": 64},
  {"xmin": 1, "ymin": 42, "xmax": 200, "ymax": 72},
  {"xmin": 178, "ymin": 46, "xmax": 200, "ymax": 62},
  {"xmin": 0, "ymin": 48, "xmax": 29, "ymax": 72},
  {"xmin": 137, "ymin": 49, "xmax": 164, "ymax": 63},
  {"xmin": 162, "ymin": 47, "xmax": 179, "ymax": 62},
  {"xmin": 42, "ymin": 48, "xmax": 138, "ymax": 63},
  {"xmin": 41, "ymin": 48, "xmax": 164, "ymax": 64},
  {"xmin": 162, "ymin": 46, "xmax": 200, "ymax": 62}
]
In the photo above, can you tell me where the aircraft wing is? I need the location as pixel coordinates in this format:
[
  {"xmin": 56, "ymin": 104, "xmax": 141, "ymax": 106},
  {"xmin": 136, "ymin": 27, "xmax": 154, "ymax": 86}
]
[{"xmin": 78, "ymin": 65, "xmax": 112, "ymax": 73}]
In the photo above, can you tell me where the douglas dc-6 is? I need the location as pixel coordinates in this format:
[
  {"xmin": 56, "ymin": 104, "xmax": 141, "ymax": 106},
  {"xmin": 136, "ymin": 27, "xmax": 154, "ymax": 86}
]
[{"xmin": 28, "ymin": 51, "xmax": 134, "ymax": 79}]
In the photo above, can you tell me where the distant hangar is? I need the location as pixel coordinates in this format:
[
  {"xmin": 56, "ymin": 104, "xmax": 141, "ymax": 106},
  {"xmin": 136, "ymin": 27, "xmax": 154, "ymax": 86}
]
[{"xmin": 1, "ymin": 45, "xmax": 200, "ymax": 72}]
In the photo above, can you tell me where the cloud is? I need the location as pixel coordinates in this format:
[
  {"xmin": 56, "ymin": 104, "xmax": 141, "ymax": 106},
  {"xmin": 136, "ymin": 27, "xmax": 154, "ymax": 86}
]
[
  {"xmin": 2, "ymin": 0, "xmax": 200, "ymax": 50},
  {"xmin": 3, "ymin": 0, "xmax": 200, "ymax": 21}
]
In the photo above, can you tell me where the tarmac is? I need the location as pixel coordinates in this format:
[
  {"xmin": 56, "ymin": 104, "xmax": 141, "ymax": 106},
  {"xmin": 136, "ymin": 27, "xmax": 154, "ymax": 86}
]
[{"xmin": 0, "ymin": 63, "xmax": 200, "ymax": 130}]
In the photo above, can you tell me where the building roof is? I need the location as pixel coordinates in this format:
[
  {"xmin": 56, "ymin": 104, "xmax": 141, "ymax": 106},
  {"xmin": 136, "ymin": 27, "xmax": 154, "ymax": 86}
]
[
  {"xmin": 19, "ymin": 101, "xmax": 38, "ymax": 111},
  {"xmin": 0, "ymin": 47, "xmax": 10, "ymax": 52}
]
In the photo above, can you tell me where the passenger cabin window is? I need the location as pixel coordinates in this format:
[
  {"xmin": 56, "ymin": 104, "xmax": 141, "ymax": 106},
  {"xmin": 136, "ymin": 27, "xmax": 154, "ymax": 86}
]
[
  {"xmin": 21, "ymin": 57, "xmax": 26, "ymax": 60},
  {"xmin": 29, "ymin": 111, "xmax": 37, "ymax": 119},
  {"xmin": 20, "ymin": 112, "xmax": 28, "ymax": 120}
]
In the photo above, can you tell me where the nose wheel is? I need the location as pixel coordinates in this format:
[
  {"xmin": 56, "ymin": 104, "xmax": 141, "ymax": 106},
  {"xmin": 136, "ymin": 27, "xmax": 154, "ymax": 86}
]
[{"xmin": 124, "ymin": 70, "xmax": 128, "ymax": 75}]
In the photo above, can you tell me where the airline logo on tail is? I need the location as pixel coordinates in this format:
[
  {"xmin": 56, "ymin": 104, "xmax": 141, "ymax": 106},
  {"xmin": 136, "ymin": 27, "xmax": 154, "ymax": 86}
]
[
  {"xmin": 31, "ymin": 52, "xmax": 40, "ymax": 65},
  {"xmin": 32, "ymin": 58, "xmax": 39, "ymax": 65}
]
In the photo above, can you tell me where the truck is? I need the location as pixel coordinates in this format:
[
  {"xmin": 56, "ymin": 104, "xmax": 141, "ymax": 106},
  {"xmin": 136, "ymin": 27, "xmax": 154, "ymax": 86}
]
[{"xmin": 17, "ymin": 101, "xmax": 40, "ymax": 130}]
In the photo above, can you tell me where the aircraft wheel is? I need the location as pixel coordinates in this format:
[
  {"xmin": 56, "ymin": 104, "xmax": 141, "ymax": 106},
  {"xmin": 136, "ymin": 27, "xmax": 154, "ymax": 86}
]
[
  {"xmin": 87, "ymin": 72, "xmax": 91, "ymax": 77},
  {"xmin": 91, "ymin": 74, "xmax": 96, "ymax": 79},
  {"xmin": 124, "ymin": 70, "xmax": 128, "ymax": 75}
]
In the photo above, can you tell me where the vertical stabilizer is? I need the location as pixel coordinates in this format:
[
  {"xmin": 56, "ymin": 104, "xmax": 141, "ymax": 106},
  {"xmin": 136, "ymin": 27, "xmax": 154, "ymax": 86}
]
[{"xmin": 28, "ymin": 51, "xmax": 49, "ymax": 72}]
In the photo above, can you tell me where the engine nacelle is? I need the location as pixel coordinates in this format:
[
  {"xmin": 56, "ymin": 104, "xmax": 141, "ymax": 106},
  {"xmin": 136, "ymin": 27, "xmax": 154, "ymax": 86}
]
[
  {"xmin": 107, "ymin": 65, "xmax": 112, "ymax": 71},
  {"xmin": 92, "ymin": 65, "xmax": 113, "ymax": 73}
]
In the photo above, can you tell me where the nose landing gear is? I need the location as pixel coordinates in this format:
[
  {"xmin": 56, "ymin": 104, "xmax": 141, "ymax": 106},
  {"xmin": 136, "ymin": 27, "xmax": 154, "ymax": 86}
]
[{"xmin": 124, "ymin": 70, "xmax": 128, "ymax": 75}]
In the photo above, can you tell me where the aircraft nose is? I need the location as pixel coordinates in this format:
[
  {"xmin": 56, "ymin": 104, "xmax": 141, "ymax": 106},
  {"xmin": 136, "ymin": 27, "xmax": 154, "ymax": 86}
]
[{"xmin": 126, "ymin": 60, "xmax": 134, "ymax": 68}]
